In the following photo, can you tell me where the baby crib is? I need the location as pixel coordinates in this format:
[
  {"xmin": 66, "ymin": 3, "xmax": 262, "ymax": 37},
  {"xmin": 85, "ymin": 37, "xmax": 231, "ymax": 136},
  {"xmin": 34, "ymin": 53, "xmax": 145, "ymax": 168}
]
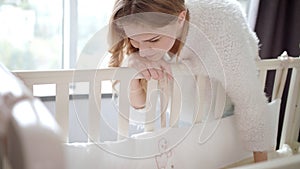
[{"xmin": 1, "ymin": 52, "xmax": 300, "ymax": 169}]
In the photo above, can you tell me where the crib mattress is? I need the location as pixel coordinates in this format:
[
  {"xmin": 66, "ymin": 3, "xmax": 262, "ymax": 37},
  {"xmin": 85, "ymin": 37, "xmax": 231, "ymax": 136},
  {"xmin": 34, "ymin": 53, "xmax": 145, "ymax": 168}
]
[{"xmin": 64, "ymin": 115, "xmax": 251, "ymax": 169}]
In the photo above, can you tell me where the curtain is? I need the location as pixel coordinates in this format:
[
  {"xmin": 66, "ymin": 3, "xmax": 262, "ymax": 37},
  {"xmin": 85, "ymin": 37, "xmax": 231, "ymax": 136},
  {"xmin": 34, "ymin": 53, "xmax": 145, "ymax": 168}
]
[
  {"xmin": 255, "ymin": 0, "xmax": 300, "ymax": 59},
  {"xmin": 254, "ymin": 0, "xmax": 300, "ymax": 147}
]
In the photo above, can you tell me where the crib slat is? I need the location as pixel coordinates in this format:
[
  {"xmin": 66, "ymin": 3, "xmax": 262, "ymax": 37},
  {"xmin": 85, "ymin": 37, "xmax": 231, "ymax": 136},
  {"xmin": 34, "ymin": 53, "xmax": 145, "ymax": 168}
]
[
  {"xmin": 144, "ymin": 79, "xmax": 158, "ymax": 131},
  {"xmin": 272, "ymin": 69, "xmax": 282, "ymax": 100},
  {"xmin": 259, "ymin": 69, "xmax": 267, "ymax": 91},
  {"xmin": 214, "ymin": 82, "xmax": 226, "ymax": 119},
  {"xmin": 272, "ymin": 68, "xmax": 288, "ymax": 101},
  {"xmin": 209, "ymin": 80, "xmax": 218, "ymax": 119},
  {"xmin": 169, "ymin": 79, "xmax": 181, "ymax": 127},
  {"xmin": 117, "ymin": 78, "xmax": 131, "ymax": 140},
  {"xmin": 277, "ymin": 68, "xmax": 289, "ymax": 100},
  {"xmin": 280, "ymin": 67, "xmax": 300, "ymax": 152},
  {"xmin": 194, "ymin": 75, "xmax": 207, "ymax": 123},
  {"xmin": 160, "ymin": 91, "xmax": 167, "ymax": 128},
  {"xmin": 159, "ymin": 78, "xmax": 169, "ymax": 128},
  {"xmin": 88, "ymin": 81, "xmax": 101, "ymax": 142},
  {"xmin": 55, "ymin": 83, "xmax": 70, "ymax": 142},
  {"xmin": 272, "ymin": 68, "xmax": 283, "ymax": 101}
]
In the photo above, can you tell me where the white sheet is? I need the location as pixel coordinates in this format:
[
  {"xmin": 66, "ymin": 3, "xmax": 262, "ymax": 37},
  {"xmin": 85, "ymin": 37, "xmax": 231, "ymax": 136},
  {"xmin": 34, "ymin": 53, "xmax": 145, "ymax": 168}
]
[{"xmin": 65, "ymin": 116, "xmax": 251, "ymax": 169}]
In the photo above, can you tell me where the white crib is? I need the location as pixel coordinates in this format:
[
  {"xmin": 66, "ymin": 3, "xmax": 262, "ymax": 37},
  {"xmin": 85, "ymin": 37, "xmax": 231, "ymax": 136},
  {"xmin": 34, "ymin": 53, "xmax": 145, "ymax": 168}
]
[{"xmin": 1, "ymin": 52, "xmax": 300, "ymax": 169}]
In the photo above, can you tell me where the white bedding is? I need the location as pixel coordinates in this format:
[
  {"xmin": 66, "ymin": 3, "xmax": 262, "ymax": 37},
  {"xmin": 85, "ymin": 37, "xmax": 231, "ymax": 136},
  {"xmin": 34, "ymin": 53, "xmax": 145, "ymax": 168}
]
[{"xmin": 65, "ymin": 115, "xmax": 251, "ymax": 169}]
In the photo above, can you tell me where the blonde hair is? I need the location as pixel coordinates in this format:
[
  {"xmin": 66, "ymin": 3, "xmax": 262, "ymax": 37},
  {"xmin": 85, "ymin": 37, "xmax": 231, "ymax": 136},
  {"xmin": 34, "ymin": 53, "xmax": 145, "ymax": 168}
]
[{"xmin": 108, "ymin": 0, "xmax": 190, "ymax": 91}]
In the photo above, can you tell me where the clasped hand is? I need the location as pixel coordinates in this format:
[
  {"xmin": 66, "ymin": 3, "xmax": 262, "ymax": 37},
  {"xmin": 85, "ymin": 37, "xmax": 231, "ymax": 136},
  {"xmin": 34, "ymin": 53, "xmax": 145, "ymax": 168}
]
[{"xmin": 128, "ymin": 53, "xmax": 172, "ymax": 80}]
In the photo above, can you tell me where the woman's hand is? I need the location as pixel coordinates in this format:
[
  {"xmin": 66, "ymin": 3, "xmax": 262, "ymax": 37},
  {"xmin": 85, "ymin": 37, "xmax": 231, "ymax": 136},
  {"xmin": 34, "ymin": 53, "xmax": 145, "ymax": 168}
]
[
  {"xmin": 127, "ymin": 53, "xmax": 172, "ymax": 109},
  {"xmin": 253, "ymin": 151, "xmax": 268, "ymax": 163},
  {"xmin": 128, "ymin": 53, "xmax": 172, "ymax": 80}
]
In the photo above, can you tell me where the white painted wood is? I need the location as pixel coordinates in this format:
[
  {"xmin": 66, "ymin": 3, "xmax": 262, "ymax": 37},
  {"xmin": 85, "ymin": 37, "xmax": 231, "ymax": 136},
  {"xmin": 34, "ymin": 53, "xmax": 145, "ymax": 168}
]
[
  {"xmin": 144, "ymin": 79, "xmax": 158, "ymax": 132},
  {"xmin": 88, "ymin": 80, "xmax": 101, "ymax": 142},
  {"xmin": 277, "ymin": 68, "xmax": 288, "ymax": 100},
  {"xmin": 194, "ymin": 75, "xmax": 207, "ymax": 123},
  {"xmin": 9, "ymin": 56, "xmax": 300, "ymax": 169},
  {"xmin": 272, "ymin": 68, "xmax": 283, "ymax": 100},
  {"xmin": 169, "ymin": 78, "xmax": 181, "ymax": 127},
  {"xmin": 225, "ymin": 55, "xmax": 300, "ymax": 167},
  {"xmin": 159, "ymin": 78, "xmax": 168, "ymax": 128},
  {"xmin": 117, "ymin": 74, "xmax": 131, "ymax": 139},
  {"xmin": 256, "ymin": 55, "xmax": 300, "ymax": 152},
  {"xmin": 13, "ymin": 68, "xmax": 139, "ymax": 141},
  {"xmin": 280, "ymin": 67, "xmax": 300, "ymax": 152},
  {"xmin": 214, "ymin": 82, "xmax": 226, "ymax": 119},
  {"xmin": 56, "ymin": 83, "xmax": 70, "ymax": 142},
  {"xmin": 258, "ymin": 68, "xmax": 267, "ymax": 91}
]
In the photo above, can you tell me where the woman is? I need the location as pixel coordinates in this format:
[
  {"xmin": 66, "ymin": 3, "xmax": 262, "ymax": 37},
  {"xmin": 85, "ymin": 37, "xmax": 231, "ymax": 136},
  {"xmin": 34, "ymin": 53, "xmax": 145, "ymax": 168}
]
[{"xmin": 108, "ymin": 0, "xmax": 272, "ymax": 163}]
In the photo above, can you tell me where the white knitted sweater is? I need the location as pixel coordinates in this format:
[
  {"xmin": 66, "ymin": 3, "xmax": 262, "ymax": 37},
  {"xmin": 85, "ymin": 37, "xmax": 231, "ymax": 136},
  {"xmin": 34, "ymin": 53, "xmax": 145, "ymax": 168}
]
[{"xmin": 179, "ymin": 0, "xmax": 272, "ymax": 151}]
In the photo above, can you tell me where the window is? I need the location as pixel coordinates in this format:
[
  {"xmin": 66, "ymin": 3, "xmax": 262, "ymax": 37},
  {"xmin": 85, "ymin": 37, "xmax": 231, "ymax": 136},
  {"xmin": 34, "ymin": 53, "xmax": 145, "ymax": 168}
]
[
  {"xmin": 1, "ymin": 0, "xmax": 251, "ymax": 71},
  {"xmin": 0, "ymin": 0, "xmax": 114, "ymax": 70},
  {"xmin": 237, "ymin": 0, "xmax": 251, "ymax": 14},
  {"xmin": 0, "ymin": 0, "xmax": 63, "ymax": 70}
]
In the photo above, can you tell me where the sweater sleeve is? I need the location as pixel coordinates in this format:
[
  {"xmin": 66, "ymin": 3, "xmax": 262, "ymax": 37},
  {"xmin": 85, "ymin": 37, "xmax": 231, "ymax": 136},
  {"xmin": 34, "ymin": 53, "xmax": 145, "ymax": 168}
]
[
  {"xmin": 185, "ymin": 0, "xmax": 274, "ymax": 151},
  {"xmin": 219, "ymin": 24, "xmax": 272, "ymax": 151}
]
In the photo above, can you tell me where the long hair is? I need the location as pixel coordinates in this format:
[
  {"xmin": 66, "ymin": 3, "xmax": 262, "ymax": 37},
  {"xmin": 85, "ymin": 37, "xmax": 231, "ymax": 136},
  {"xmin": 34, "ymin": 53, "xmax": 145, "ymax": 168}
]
[{"xmin": 108, "ymin": 0, "xmax": 190, "ymax": 91}]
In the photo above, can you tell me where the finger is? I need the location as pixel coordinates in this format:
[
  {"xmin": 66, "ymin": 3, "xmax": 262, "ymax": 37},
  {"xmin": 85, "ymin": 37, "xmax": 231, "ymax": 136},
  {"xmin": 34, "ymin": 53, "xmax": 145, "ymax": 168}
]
[
  {"xmin": 156, "ymin": 68, "xmax": 164, "ymax": 80},
  {"xmin": 133, "ymin": 62, "xmax": 149, "ymax": 79},
  {"xmin": 148, "ymin": 62, "xmax": 164, "ymax": 80},
  {"xmin": 151, "ymin": 65, "xmax": 164, "ymax": 80},
  {"xmin": 141, "ymin": 69, "xmax": 151, "ymax": 80},
  {"xmin": 148, "ymin": 68, "xmax": 159, "ymax": 80}
]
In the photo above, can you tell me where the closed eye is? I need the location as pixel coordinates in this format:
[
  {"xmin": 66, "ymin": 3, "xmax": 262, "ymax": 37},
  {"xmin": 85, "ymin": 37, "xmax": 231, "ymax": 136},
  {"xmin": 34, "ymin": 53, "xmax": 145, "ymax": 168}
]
[
  {"xmin": 129, "ymin": 35, "xmax": 160, "ymax": 47},
  {"xmin": 148, "ymin": 38, "xmax": 160, "ymax": 42},
  {"xmin": 146, "ymin": 35, "xmax": 161, "ymax": 43}
]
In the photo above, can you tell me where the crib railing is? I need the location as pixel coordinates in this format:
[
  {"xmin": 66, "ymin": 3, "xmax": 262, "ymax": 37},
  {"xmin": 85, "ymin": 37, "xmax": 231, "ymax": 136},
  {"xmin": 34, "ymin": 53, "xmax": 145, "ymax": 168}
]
[
  {"xmin": 256, "ymin": 52, "xmax": 300, "ymax": 153},
  {"xmin": 13, "ymin": 68, "xmax": 137, "ymax": 142},
  {"xmin": 11, "ymin": 64, "xmax": 231, "ymax": 142},
  {"xmin": 12, "ymin": 65, "xmax": 200, "ymax": 141},
  {"xmin": 8, "ymin": 52, "xmax": 299, "ymax": 168},
  {"xmin": 13, "ymin": 53, "xmax": 300, "ymax": 152}
]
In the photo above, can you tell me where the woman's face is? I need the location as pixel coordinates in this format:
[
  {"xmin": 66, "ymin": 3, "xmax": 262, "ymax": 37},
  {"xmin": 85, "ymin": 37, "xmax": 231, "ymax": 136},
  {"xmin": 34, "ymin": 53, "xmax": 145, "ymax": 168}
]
[{"xmin": 123, "ymin": 23, "xmax": 178, "ymax": 61}]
